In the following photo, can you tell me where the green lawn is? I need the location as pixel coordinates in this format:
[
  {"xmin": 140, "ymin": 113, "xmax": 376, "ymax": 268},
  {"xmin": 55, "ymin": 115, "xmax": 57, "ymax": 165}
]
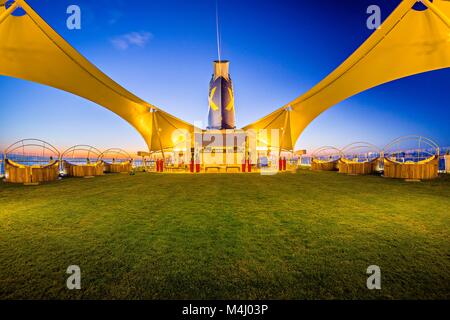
[{"xmin": 0, "ymin": 170, "xmax": 449, "ymax": 299}]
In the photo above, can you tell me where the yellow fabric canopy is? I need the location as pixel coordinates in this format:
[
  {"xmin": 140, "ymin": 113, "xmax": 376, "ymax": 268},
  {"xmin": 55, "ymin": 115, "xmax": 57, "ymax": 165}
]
[
  {"xmin": 1, "ymin": 0, "xmax": 449, "ymax": 153},
  {"xmin": 243, "ymin": 0, "xmax": 450, "ymax": 151},
  {"xmin": 0, "ymin": 0, "xmax": 195, "ymax": 152}
]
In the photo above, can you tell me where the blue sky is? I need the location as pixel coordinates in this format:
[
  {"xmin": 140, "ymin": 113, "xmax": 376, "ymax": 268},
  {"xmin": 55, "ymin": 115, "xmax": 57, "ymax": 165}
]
[{"xmin": 0, "ymin": 0, "xmax": 449, "ymax": 152}]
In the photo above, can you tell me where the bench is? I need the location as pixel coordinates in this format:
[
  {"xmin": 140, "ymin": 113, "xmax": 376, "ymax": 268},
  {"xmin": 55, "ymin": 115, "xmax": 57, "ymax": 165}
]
[
  {"xmin": 168, "ymin": 166, "xmax": 187, "ymax": 173},
  {"xmin": 226, "ymin": 166, "xmax": 240, "ymax": 173}
]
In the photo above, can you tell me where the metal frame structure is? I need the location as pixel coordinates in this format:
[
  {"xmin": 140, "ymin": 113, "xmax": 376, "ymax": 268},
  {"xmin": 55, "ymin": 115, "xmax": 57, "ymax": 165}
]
[
  {"xmin": 341, "ymin": 142, "xmax": 381, "ymax": 163},
  {"xmin": 382, "ymin": 135, "xmax": 440, "ymax": 164},
  {"xmin": 100, "ymin": 148, "xmax": 133, "ymax": 164},
  {"xmin": 61, "ymin": 145, "xmax": 102, "ymax": 165},
  {"xmin": 311, "ymin": 146, "xmax": 342, "ymax": 163},
  {"xmin": 4, "ymin": 139, "xmax": 60, "ymax": 165}
]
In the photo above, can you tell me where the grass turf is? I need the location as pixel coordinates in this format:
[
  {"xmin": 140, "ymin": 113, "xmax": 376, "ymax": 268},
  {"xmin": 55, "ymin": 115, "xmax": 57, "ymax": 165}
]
[{"xmin": 0, "ymin": 169, "xmax": 449, "ymax": 299}]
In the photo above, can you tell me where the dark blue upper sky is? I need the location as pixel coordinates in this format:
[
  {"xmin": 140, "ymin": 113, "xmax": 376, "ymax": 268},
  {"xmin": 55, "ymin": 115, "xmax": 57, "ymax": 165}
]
[{"xmin": 0, "ymin": 0, "xmax": 449, "ymax": 151}]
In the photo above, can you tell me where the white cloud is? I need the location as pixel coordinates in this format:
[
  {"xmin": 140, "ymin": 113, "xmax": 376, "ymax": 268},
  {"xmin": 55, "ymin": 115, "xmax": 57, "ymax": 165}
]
[{"xmin": 110, "ymin": 31, "xmax": 153, "ymax": 50}]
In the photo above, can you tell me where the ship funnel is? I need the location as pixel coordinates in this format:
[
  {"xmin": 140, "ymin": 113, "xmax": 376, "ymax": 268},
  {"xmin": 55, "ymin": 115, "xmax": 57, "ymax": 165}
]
[{"xmin": 208, "ymin": 60, "xmax": 236, "ymax": 130}]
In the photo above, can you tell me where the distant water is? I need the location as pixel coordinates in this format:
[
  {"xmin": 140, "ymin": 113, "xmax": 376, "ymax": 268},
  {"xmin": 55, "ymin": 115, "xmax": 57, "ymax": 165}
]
[
  {"xmin": 1, "ymin": 149, "xmax": 449, "ymax": 175},
  {"xmin": 0, "ymin": 154, "xmax": 147, "ymax": 176},
  {"xmin": 298, "ymin": 147, "xmax": 449, "ymax": 171}
]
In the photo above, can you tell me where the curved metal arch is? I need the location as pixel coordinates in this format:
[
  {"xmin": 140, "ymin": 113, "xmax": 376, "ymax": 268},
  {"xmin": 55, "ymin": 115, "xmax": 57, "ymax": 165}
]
[
  {"xmin": 61, "ymin": 145, "xmax": 103, "ymax": 162},
  {"xmin": 100, "ymin": 148, "xmax": 132, "ymax": 163},
  {"xmin": 4, "ymin": 138, "xmax": 60, "ymax": 159},
  {"xmin": 341, "ymin": 142, "xmax": 381, "ymax": 162},
  {"xmin": 311, "ymin": 146, "xmax": 342, "ymax": 162},
  {"xmin": 382, "ymin": 135, "xmax": 440, "ymax": 163},
  {"xmin": 383, "ymin": 135, "xmax": 439, "ymax": 151}
]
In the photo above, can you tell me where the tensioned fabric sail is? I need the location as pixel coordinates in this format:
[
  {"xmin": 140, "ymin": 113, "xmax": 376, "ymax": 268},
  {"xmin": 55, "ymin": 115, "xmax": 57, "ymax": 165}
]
[
  {"xmin": 1, "ymin": 0, "xmax": 450, "ymax": 153},
  {"xmin": 0, "ymin": 0, "xmax": 195, "ymax": 152},
  {"xmin": 243, "ymin": 0, "xmax": 450, "ymax": 151}
]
